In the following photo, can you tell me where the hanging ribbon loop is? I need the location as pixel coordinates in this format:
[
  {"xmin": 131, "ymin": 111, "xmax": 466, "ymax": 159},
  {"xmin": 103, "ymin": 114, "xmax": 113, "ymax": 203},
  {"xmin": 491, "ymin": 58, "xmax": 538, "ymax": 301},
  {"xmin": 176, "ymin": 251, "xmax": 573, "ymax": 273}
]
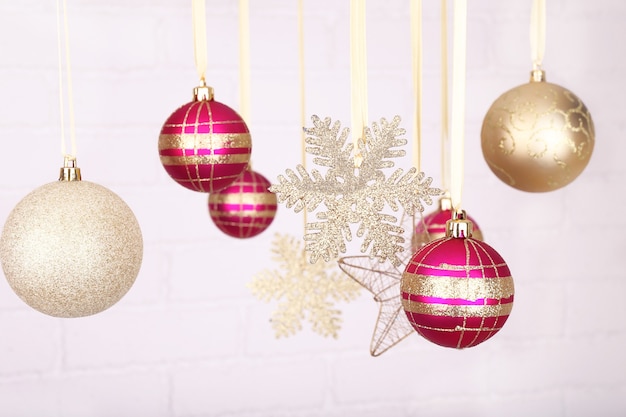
[
  {"xmin": 410, "ymin": 0, "xmax": 423, "ymax": 173},
  {"xmin": 298, "ymin": 0, "xmax": 307, "ymax": 228},
  {"xmin": 349, "ymin": 0, "xmax": 368, "ymax": 168},
  {"xmin": 56, "ymin": 0, "xmax": 77, "ymax": 159},
  {"xmin": 440, "ymin": 0, "xmax": 450, "ymax": 192},
  {"xmin": 530, "ymin": 0, "xmax": 546, "ymax": 70},
  {"xmin": 192, "ymin": 0, "xmax": 208, "ymax": 83},
  {"xmin": 450, "ymin": 0, "xmax": 467, "ymax": 212},
  {"xmin": 239, "ymin": 0, "xmax": 251, "ymax": 124}
]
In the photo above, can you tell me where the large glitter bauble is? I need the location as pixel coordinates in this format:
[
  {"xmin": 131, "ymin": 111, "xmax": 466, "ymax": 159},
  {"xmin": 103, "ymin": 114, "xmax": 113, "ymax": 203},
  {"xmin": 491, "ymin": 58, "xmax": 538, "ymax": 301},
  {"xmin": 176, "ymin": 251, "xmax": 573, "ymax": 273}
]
[
  {"xmin": 414, "ymin": 197, "xmax": 483, "ymax": 248},
  {"xmin": 208, "ymin": 168, "xmax": 277, "ymax": 238},
  {"xmin": 401, "ymin": 215, "xmax": 513, "ymax": 349},
  {"xmin": 481, "ymin": 70, "xmax": 594, "ymax": 192},
  {"xmin": 0, "ymin": 163, "xmax": 143, "ymax": 318},
  {"xmin": 158, "ymin": 85, "xmax": 252, "ymax": 193}
]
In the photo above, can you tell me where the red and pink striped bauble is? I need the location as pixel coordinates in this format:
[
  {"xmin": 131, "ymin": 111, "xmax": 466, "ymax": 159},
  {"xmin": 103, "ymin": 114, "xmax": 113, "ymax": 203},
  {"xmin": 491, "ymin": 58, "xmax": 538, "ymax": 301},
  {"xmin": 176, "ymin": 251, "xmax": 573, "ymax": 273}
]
[
  {"xmin": 414, "ymin": 197, "xmax": 483, "ymax": 248},
  {"xmin": 158, "ymin": 90, "xmax": 251, "ymax": 193},
  {"xmin": 208, "ymin": 169, "xmax": 277, "ymax": 238},
  {"xmin": 401, "ymin": 230, "xmax": 514, "ymax": 349}
]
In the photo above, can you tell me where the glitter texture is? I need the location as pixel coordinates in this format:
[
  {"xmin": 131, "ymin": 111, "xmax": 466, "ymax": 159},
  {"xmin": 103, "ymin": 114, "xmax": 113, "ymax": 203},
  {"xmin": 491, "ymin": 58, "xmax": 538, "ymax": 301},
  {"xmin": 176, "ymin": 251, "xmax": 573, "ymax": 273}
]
[
  {"xmin": 401, "ymin": 236, "xmax": 514, "ymax": 349},
  {"xmin": 270, "ymin": 115, "xmax": 441, "ymax": 266},
  {"xmin": 0, "ymin": 180, "xmax": 143, "ymax": 318},
  {"xmin": 248, "ymin": 233, "xmax": 361, "ymax": 338}
]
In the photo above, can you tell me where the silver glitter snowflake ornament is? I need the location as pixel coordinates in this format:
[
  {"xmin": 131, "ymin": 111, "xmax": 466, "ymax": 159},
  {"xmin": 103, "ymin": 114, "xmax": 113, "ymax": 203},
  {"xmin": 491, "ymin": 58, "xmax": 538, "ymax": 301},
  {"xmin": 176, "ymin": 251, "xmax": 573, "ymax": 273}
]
[{"xmin": 270, "ymin": 115, "xmax": 442, "ymax": 266}]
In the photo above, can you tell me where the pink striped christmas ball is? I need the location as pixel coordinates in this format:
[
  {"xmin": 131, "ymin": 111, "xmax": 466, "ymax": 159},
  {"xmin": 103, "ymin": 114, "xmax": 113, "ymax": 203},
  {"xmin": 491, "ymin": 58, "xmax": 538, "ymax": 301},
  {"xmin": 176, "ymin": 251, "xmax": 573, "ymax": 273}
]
[
  {"xmin": 401, "ymin": 236, "xmax": 514, "ymax": 349},
  {"xmin": 158, "ymin": 96, "xmax": 251, "ymax": 193},
  {"xmin": 415, "ymin": 207, "xmax": 483, "ymax": 248},
  {"xmin": 208, "ymin": 169, "xmax": 277, "ymax": 238}
]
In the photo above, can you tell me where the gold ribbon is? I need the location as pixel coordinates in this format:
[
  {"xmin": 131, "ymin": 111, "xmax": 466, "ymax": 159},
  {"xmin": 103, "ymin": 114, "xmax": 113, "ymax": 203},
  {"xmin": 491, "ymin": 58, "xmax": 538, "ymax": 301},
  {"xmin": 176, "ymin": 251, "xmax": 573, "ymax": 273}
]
[
  {"xmin": 298, "ymin": 0, "xmax": 308, "ymax": 227},
  {"xmin": 440, "ymin": 0, "xmax": 450, "ymax": 192},
  {"xmin": 410, "ymin": 0, "xmax": 422, "ymax": 172},
  {"xmin": 192, "ymin": 0, "xmax": 208, "ymax": 82},
  {"xmin": 530, "ymin": 0, "xmax": 546, "ymax": 70},
  {"xmin": 55, "ymin": 0, "xmax": 77, "ymax": 158},
  {"xmin": 450, "ymin": 0, "xmax": 467, "ymax": 212},
  {"xmin": 349, "ymin": 0, "xmax": 368, "ymax": 167},
  {"xmin": 239, "ymin": 0, "xmax": 251, "ymax": 124}
]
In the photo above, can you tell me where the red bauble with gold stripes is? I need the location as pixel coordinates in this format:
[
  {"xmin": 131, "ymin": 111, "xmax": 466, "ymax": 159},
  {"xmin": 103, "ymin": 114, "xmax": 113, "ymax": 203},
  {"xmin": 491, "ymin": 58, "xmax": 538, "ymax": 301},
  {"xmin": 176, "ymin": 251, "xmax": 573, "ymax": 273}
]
[
  {"xmin": 208, "ymin": 169, "xmax": 277, "ymax": 238},
  {"xmin": 158, "ymin": 86, "xmax": 252, "ymax": 193},
  {"xmin": 414, "ymin": 197, "xmax": 483, "ymax": 248},
  {"xmin": 401, "ymin": 216, "xmax": 514, "ymax": 349}
]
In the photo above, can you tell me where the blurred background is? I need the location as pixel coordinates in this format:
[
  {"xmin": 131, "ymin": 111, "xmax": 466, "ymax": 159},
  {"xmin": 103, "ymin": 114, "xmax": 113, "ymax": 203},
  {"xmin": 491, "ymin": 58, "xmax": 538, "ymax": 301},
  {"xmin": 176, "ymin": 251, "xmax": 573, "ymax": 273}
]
[{"xmin": 0, "ymin": 0, "xmax": 624, "ymax": 416}]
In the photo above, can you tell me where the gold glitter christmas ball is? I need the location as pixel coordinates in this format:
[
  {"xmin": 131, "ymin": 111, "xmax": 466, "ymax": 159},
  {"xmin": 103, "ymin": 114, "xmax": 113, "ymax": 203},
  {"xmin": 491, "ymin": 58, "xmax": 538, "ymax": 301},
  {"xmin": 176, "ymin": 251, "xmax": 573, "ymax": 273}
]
[
  {"xmin": 481, "ymin": 70, "xmax": 594, "ymax": 192},
  {"xmin": 0, "ymin": 162, "xmax": 143, "ymax": 318}
]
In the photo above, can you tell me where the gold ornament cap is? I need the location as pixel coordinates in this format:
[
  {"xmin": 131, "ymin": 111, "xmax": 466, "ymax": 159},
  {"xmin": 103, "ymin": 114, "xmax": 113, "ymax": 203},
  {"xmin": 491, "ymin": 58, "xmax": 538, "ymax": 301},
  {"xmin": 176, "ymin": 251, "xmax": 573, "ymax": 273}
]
[
  {"xmin": 193, "ymin": 79, "xmax": 214, "ymax": 102},
  {"xmin": 446, "ymin": 210, "xmax": 473, "ymax": 239},
  {"xmin": 59, "ymin": 155, "xmax": 81, "ymax": 182},
  {"xmin": 530, "ymin": 69, "xmax": 546, "ymax": 82},
  {"xmin": 439, "ymin": 196, "xmax": 452, "ymax": 211}
]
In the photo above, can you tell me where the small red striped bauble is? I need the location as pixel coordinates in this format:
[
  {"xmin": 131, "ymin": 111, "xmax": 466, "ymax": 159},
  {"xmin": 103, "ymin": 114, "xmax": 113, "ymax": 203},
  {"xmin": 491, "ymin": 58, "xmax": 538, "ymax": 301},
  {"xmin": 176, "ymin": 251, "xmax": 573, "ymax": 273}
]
[
  {"xmin": 414, "ymin": 197, "xmax": 483, "ymax": 248},
  {"xmin": 208, "ymin": 169, "xmax": 277, "ymax": 238},
  {"xmin": 158, "ymin": 85, "xmax": 252, "ymax": 193},
  {"xmin": 401, "ymin": 213, "xmax": 514, "ymax": 349}
]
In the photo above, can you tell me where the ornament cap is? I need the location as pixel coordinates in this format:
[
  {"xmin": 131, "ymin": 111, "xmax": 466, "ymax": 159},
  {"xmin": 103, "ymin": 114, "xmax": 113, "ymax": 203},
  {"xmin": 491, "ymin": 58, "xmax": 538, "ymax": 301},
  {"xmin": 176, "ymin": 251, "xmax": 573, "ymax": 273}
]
[
  {"xmin": 193, "ymin": 80, "xmax": 214, "ymax": 102},
  {"xmin": 446, "ymin": 210, "xmax": 473, "ymax": 239},
  {"xmin": 530, "ymin": 69, "xmax": 546, "ymax": 82},
  {"xmin": 59, "ymin": 155, "xmax": 81, "ymax": 182},
  {"xmin": 439, "ymin": 196, "xmax": 452, "ymax": 211}
]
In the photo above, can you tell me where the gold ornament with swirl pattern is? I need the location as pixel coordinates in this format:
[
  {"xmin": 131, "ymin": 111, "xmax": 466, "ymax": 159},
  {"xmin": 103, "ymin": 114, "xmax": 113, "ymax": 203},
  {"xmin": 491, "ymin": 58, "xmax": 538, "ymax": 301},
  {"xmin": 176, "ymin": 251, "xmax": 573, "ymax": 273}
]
[{"xmin": 481, "ymin": 70, "xmax": 594, "ymax": 192}]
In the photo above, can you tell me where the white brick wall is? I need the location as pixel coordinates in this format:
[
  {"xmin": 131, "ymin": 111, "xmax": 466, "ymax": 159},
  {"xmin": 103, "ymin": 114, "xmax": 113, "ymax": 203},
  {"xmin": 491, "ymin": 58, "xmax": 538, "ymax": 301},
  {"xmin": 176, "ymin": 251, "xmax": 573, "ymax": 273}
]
[{"xmin": 0, "ymin": 0, "xmax": 624, "ymax": 416}]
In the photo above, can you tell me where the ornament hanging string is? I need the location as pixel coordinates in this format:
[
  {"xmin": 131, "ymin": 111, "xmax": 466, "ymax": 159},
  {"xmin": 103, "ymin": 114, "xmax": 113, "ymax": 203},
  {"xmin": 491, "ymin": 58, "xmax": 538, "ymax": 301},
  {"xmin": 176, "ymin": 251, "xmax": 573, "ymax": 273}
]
[
  {"xmin": 410, "ymin": 0, "xmax": 422, "ymax": 173},
  {"xmin": 239, "ymin": 0, "xmax": 251, "ymax": 124},
  {"xmin": 298, "ymin": 0, "xmax": 308, "ymax": 227},
  {"xmin": 192, "ymin": 0, "xmax": 208, "ymax": 83},
  {"xmin": 530, "ymin": 0, "xmax": 546, "ymax": 70},
  {"xmin": 450, "ymin": 0, "xmax": 467, "ymax": 212},
  {"xmin": 409, "ymin": 0, "xmax": 423, "ymax": 238},
  {"xmin": 440, "ymin": 0, "xmax": 450, "ymax": 192},
  {"xmin": 55, "ymin": 0, "xmax": 77, "ymax": 159},
  {"xmin": 349, "ymin": 0, "xmax": 368, "ymax": 168}
]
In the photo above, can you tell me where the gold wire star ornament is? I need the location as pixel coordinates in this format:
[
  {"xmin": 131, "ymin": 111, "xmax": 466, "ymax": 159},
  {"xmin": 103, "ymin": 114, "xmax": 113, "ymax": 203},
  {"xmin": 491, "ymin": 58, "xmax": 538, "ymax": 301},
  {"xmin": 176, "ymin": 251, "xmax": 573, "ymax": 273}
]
[
  {"xmin": 338, "ymin": 255, "xmax": 414, "ymax": 356},
  {"xmin": 270, "ymin": 115, "xmax": 442, "ymax": 267},
  {"xmin": 338, "ymin": 213, "xmax": 419, "ymax": 356},
  {"xmin": 248, "ymin": 233, "xmax": 361, "ymax": 338}
]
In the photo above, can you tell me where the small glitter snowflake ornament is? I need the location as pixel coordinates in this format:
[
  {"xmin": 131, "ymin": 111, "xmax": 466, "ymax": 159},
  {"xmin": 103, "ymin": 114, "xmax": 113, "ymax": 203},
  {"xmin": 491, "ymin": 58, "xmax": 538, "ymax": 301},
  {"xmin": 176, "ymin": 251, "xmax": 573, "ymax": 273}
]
[
  {"xmin": 248, "ymin": 233, "xmax": 361, "ymax": 338},
  {"xmin": 270, "ymin": 115, "xmax": 441, "ymax": 266}
]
